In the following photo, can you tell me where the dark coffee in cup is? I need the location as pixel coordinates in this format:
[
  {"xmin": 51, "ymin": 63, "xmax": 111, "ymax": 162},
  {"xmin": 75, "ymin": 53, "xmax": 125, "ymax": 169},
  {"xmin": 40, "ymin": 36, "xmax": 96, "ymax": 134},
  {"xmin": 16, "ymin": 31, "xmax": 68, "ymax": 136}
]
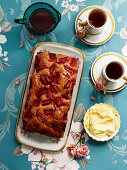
[
  {"xmin": 102, "ymin": 61, "xmax": 125, "ymax": 82},
  {"xmin": 85, "ymin": 8, "xmax": 107, "ymax": 35},
  {"xmin": 89, "ymin": 9, "xmax": 107, "ymax": 28},
  {"xmin": 106, "ymin": 62, "xmax": 123, "ymax": 80}
]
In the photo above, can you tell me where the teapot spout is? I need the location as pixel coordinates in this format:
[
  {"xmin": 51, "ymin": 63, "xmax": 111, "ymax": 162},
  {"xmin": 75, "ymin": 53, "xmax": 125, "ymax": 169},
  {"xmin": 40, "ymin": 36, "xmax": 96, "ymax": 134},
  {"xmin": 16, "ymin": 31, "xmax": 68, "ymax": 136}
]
[{"xmin": 14, "ymin": 18, "xmax": 24, "ymax": 24}]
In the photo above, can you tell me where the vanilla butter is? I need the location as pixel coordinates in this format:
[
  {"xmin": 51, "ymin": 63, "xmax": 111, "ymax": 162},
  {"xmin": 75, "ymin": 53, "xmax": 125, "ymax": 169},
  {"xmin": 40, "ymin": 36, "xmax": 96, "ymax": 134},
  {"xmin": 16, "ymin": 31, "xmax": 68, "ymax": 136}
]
[{"xmin": 84, "ymin": 103, "xmax": 120, "ymax": 140}]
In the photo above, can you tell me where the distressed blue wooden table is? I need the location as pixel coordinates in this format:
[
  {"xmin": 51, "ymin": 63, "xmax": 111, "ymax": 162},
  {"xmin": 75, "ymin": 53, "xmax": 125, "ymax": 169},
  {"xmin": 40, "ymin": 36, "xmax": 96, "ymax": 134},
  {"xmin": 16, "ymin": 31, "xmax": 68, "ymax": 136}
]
[{"xmin": 0, "ymin": 0, "xmax": 127, "ymax": 170}]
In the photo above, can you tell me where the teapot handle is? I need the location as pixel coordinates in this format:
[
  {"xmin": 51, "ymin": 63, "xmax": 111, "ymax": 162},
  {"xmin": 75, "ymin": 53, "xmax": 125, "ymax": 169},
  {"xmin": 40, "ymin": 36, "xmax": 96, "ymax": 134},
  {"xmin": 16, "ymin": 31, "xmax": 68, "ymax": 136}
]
[{"xmin": 14, "ymin": 18, "xmax": 24, "ymax": 24}]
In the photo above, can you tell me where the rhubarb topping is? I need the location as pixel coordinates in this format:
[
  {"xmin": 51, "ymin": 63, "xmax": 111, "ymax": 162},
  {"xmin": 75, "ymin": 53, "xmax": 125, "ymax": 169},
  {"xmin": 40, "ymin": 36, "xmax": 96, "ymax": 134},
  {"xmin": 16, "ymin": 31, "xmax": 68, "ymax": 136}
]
[
  {"xmin": 41, "ymin": 99, "xmax": 53, "ymax": 106},
  {"xmin": 36, "ymin": 88, "xmax": 46, "ymax": 98},
  {"xmin": 36, "ymin": 112, "xmax": 45, "ymax": 123},
  {"xmin": 70, "ymin": 58, "xmax": 78, "ymax": 67},
  {"xmin": 58, "ymin": 57, "xmax": 69, "ymax": 64}
]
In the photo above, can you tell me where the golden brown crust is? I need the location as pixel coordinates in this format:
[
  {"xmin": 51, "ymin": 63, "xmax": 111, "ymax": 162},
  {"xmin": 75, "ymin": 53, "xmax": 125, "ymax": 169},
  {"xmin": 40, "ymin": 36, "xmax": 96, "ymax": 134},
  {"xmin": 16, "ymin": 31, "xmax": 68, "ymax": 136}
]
[{"xmin": 22, "ymin": 51, "xmax": 79, "ymax": 138}]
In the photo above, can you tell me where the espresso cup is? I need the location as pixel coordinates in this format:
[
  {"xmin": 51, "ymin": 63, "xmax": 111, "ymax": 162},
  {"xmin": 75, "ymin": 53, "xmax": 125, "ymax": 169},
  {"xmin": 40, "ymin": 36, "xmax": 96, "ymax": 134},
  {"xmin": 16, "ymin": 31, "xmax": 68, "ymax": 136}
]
[
  {"xmin": 102, "ymin": 61, "xmax": 125, "ymax": 82},
  {"xmin": 82, "ymin": 8, "xmax": 107, "ymax": 35}
]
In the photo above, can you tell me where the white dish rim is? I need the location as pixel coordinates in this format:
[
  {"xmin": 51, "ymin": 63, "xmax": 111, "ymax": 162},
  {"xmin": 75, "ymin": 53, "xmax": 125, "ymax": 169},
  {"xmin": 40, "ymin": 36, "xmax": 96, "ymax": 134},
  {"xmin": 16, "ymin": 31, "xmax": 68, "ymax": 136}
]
[
  {"xmin": 15, "ymin": 42, "xmax": 85, "ymax": 151},
  {"xmin": 83, "ymin": 103, "xmax": 121, "ymax": 141}
]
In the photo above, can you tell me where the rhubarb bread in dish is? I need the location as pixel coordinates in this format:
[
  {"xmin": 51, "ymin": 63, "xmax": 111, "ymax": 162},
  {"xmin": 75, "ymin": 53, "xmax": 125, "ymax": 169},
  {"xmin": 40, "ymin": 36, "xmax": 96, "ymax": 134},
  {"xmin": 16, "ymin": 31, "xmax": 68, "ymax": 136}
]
[{"xmin": 22, "ymin": 51, "xmax": 79, "ymax": 138}]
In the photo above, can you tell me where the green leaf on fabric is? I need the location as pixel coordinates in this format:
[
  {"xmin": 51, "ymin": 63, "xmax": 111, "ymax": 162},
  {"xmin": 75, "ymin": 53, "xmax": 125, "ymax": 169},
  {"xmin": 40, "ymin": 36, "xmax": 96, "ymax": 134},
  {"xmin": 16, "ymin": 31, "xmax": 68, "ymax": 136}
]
[
  {"xmin": 13, "ymin": 146, "xmax": 24, "ymax": 156},
  {"xmin": 0, "ymin": 60, "xmax": 4, "ymax": 72}
]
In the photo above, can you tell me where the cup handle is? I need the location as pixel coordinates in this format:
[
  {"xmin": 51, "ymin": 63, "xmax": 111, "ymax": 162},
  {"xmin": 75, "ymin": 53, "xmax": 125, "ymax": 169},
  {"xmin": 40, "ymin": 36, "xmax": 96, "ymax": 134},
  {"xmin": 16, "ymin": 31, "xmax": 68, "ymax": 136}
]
[
  {"xmin": 14, "ymin": 18, "xmax": 24, "ymax": 24},
  {"xmin": 123, "ymin": 76, "xmax": 127, "ymax": 84},
  {"xmin": 79, "ymin": 21, "xmax": 89, "ymax": 32},
  {"xmin": 79, "ymin": 21, "xmax": 88, "ymax": 27}
]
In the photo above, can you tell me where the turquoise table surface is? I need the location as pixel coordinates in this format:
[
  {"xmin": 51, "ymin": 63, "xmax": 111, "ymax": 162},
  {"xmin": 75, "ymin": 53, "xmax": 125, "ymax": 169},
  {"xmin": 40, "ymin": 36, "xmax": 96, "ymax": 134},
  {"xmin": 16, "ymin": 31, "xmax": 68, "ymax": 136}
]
[{"xmin": 0, "ymin": 0, "xmax": 127, "ymax": 170}]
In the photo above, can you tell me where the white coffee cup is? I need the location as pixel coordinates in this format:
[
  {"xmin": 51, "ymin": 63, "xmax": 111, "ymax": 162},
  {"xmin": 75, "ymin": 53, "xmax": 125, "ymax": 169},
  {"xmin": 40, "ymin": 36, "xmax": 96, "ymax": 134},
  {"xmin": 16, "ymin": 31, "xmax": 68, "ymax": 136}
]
[
  {"xmin": 102, "ymin": 61, "xmax": 125, "ymax": 82},
  {"xmin": 82, "ymin": 8, "xmax": 107, "ymax": 35}
]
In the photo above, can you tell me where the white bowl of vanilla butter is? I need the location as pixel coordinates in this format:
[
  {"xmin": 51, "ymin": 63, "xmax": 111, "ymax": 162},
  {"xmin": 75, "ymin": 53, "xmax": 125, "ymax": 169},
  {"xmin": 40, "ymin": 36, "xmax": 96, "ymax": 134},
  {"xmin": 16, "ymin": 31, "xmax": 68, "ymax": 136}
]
[{"xmin": 84, "ymin": 103, "xmax": 121, "ymax": 141}]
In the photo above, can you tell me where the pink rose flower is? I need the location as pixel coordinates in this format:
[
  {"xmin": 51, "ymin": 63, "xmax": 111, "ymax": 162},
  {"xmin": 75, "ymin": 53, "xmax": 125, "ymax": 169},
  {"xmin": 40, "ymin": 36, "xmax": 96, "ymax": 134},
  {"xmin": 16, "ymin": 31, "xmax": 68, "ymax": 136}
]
[
  {"xmin": 75, "ymin": 147, "xmax": 81, "ymax": 158},
  {"xmin": 76, "ymin": 26, "xmax": 88, "ymax": 39},
  {"xmin": 76, "ymin": 145, "xmax": 89, "ymax": 158},
  {"xmin": 95, "ymin": 77, "xmax": 106, "ymax": 91},
  {"xmin": 67, "ymin": 145, "xmax": 77, "ymax": 157},
  {"xmin": 79, "ymin": 145, "xmax": 89, "ymax": 157},
  {"xmin": 76, "ymin": 30, "xmax": 85, "ymax": 38},
  {"xmin": 67, "ymin": 144, "xmax": 89, "ymax": 158}
]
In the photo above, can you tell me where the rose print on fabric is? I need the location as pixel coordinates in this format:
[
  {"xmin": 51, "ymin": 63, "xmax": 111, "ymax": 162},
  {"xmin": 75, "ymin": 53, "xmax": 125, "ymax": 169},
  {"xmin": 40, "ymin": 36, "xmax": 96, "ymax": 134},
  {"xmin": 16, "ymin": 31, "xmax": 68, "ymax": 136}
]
[
  {"xmin": 56, "ymin": 0, "xmax": 86, "ymax": 20},
  {"xmin": 0, "ymin": 5, "xmax": 12, "ymax": 72},
  {"xmin": 120, "ymin": 28, "xmax": 127, "ymax": 57}
]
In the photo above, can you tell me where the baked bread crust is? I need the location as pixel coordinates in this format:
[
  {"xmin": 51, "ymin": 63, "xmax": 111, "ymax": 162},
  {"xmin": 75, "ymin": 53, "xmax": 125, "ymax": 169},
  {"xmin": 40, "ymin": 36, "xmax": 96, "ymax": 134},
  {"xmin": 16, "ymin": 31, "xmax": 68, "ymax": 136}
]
[{"xmin": 22, "ymin": 51, "xmax": 79, "ymax": 138}]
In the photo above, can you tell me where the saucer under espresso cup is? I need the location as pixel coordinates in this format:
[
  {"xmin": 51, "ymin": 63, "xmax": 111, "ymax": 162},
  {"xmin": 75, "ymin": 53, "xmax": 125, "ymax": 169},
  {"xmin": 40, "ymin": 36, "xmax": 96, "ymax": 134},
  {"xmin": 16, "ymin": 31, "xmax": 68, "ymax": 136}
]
[
  {"xmin": 91, "ymin": 52, "xmax": 127, "ymax": 92},
  {"xmin": 75, "ymin": 6, "xmax": 115, "ymax": 45},
  {"xmin": 14, "ymin": 2, "xmax": 61, "ymax": 35}
]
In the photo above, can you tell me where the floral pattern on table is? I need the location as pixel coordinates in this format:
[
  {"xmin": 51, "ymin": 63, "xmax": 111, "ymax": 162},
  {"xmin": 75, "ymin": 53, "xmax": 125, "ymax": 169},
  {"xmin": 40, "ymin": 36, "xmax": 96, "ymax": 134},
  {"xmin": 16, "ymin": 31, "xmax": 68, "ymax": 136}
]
[
  {"xmin": 0, "ymin": 0, "xmax": 127, "ymax": 169},
  {"xmin": 0, "ymin": 5, "xmax": 12, "ymax": 72},
  {"xmin": 103, "ymin": 0, "xmax": 126, "ymax": 11},
  {"xmin": 119, "ymin": 25, "xmax": 127, "ymax": 58},
  {"xmin": 107, "ymin": 133, "xmax": 127, "ymax": 166},
  {"xmin": 15, "ymin": 0, "xmax": 31, "ymax": 18},
  {"xmin": 106, "ymin": 15, "xmax": 127, "ymax": 166},
  {"xmin": 0, "ymin": 73, "xmax": 27, "ymax": 143},
  {"xmin": 70, "ymin": 35, "xmax": 107, "ymax": 62},
  {"xmin": 20, "ymin": 27, "xmax": 57, "ymax": 52},
  {"xmin": 0, "ymin": 162, "xmax": 9, "ymax": 170},
  {"xmin": 56, "ymin": 0, "xmax": 86, "ymax": 20}
]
